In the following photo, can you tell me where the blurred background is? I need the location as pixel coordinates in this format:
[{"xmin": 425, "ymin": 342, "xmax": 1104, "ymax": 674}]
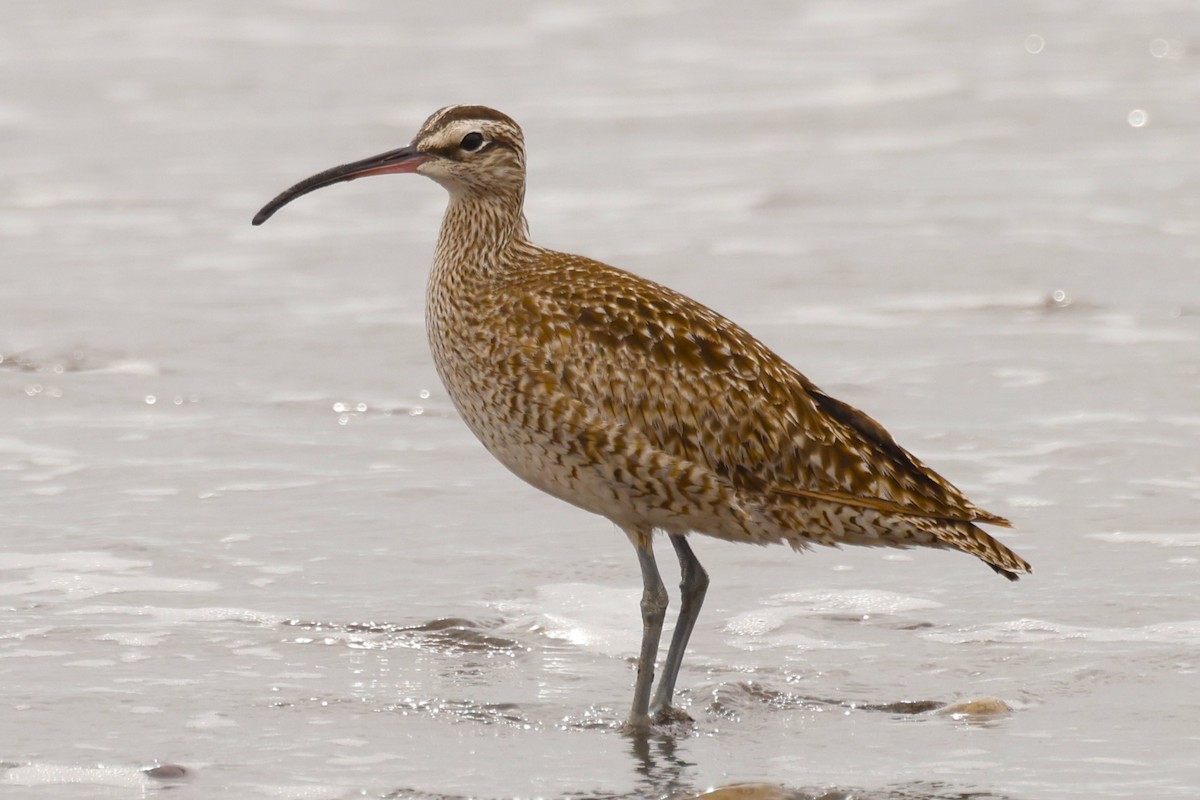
[{"xmin": 2, "ymin": 1, "xmax": 1198, "ymax": 798}]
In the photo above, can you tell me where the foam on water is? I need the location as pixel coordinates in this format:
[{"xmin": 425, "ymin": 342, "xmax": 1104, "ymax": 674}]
[
  {"xmin": 764, "ymin": 588, "xmax": 943, "ymax": 615},
  {"xmin": 920, "ymin": 618, "xmax": 1200, "ymax": 646},
  {"xmin": 67, "ymin": 605, "xmax": 286, "ymax": 625},
  {"xmin": 1, "ymin": 763, "xmax": 158, "ymax": 790},
  {"xmin": 0, "ymin": 552, "xmax": 219, "ymax": 599},
  {"xmin": 494, "ymin": 582, "xmax": 643, "ymax": 655},
  {"xmin": 1086, "ymin": 531, "xmax": 1200, "ymax": 548}
]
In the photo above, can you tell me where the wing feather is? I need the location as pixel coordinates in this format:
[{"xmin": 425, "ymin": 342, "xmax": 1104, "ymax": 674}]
[{"xmin": 497, "ymin": 253, "xmax": 1006, "ymax": 527}]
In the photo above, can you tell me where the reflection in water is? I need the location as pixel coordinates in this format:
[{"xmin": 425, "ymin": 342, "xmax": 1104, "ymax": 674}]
[
  {"xmin": 628, "ymin": 728, "xmax": 696, "ymax": 799},
  {"xmin": 377, "ymin": 731, "xmax": 1019, "ymax": 800},
  {"xmin": 686, "ymin": 782, "xmax": 1015, "ymax": 800}
]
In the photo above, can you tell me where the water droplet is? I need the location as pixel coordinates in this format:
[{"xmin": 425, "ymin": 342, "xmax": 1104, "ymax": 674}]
[
  {"xmin": 25, "ymin": 384, "xmax": 42, "ymax": 396},
  {"xmin": 1150, "ymin": 38, "xmax": 1184, "ymax": 59},
  {"xmin": 332, "ymin": 402, "xmax": 347, "ymax": 413},
  {"xmin": 338, "ymin": 414, "xmax": 350, "ymax": 426},
  {"xmin": 1024, "ymin": 34, "xmax": 1044, "ymax": 54},
  {"xmin": 356, "ymin": 402, "xmax": 368, "ymax": 412},
  {"xmin": 1127, "ymin": 109, "xmax": 1148, "ymax": 128},
  {"xmin": 145, "ymin": 394, "xmax": 157, "ymax": 405},
  {"xmin": 418, "ymin": 389, "xmax": 431, "ymax": 399},
  {"xmin": 1050, "ymin": 289, "xmax": 1071, "ymax": 308},
  {"xmin": 173, "ymin": 396, "xmax": 184, "ymax": 405},
  {"xmin": 410, "ymin": 406, "xmax": 424, "ymax": 416}
]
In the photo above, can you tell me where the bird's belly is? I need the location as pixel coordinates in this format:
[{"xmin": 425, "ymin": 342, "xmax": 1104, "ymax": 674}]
[
  {"xmin": 431, "ymin": 363, "xmax": 697, "ymax": 531},
  {"xmin": 426, "ymin": 305, "xmax": 747, "ymax": 537},
  {"xmin": 445, "ymin": 384, "xmax": 626, "ymax": 520},
  {"xmin": 426, "ymin": 337, "xmax": 588, "ymax": 505}
]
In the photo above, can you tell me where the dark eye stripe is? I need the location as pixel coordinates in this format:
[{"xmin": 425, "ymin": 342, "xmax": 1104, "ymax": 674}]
[{"xmin": 425, "ymin": 135, "xmax": 511, "ymax": 161}]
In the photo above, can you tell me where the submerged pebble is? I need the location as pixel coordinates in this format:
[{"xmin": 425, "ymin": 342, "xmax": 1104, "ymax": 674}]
[
  {"xmin": 935, "ymin": 696, "xmax": 1012, "ymax": 718},
  {"xmin": 143, "ymin": 764, "xmax": 190, "ymax": 781},
  {"xmin": 691, "ymin": 783, "xmax": 786, "ymax": 800}
]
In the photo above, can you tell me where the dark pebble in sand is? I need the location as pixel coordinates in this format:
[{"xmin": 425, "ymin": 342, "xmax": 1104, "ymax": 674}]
[
  {"xmin": 936, "ymin": 696, "xmax": 1012, "ymax": 717},
  {"xmin": 144, "ymin": 764, "xmax": 190, "ymax": 780}
]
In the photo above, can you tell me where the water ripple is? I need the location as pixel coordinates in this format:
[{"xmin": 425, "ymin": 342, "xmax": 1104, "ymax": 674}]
[{"xmin": 283, "ymin": 617, "xmax": 528, "ymax": 657}]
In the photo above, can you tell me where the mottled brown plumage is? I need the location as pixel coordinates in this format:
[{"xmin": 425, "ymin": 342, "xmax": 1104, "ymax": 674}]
[{"xmin": 253, "ymin": 104, "xmax": 1030, "ymax": 732}]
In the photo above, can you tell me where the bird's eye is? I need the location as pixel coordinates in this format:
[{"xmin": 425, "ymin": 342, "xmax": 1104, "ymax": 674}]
[{"xmin": 460, "ymin": 132, "xmax": 485, "ymax": 152}]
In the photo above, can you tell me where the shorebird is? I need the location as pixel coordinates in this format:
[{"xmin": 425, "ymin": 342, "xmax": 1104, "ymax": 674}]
[{"xmin": 253, "ymin": 105, "xmax": 1030, "ymax": 732}]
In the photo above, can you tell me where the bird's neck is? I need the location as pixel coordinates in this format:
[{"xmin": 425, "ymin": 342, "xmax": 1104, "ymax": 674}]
[{"xmin": 433, "ymin": 186, "xmax": 531, "ymax": 279}]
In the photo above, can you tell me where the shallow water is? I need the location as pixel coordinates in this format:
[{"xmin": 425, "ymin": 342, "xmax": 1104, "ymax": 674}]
[{"xmin": 2, "ymin": 1, "xmax": 1199, "ymax": 798}]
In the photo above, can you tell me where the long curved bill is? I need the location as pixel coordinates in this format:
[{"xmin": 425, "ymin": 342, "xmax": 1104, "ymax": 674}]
[{"xmin": 252, "ymin": 145, "xmax": 430, "ymax": 226}]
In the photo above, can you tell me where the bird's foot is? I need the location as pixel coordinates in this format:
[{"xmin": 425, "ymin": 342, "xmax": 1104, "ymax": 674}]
[
  {"xmin": 620, "ymin": 709, "xmax": 654, "ymax": 736},
  {"xmin": 621, "ymin": 706, "xmax": 694, "ymax": 735},
  {"xmin": 651, "ymin": 705, "xmax": 694, "ymax": 726}
]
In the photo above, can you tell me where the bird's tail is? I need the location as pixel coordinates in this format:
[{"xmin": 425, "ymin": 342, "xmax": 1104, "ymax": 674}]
[{"xmin": 923, "ymin": 518, "xmax": 1032, "ymax": 581}]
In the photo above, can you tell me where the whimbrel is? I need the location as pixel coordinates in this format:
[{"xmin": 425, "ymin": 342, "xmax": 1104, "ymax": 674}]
[{"xmin": 253, "ymin": 105, "xmax": 1030, "ymax": 732}]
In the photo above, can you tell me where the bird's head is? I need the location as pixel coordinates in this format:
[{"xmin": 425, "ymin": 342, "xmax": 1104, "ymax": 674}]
[{"xmin": 252, "ymin": 104, "xmax": 526, "ymax": 226}]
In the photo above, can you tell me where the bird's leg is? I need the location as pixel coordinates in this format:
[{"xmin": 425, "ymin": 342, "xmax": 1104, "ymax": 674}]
[
  {"xmin": 650, "ymin": 533, "xmax": 709, "ymax": 723},
  {"xmin": 623, "ymin": 525, "xmax": 668, "ymax": 733}
]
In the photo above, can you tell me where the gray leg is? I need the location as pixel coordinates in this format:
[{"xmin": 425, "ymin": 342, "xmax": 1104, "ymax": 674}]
[
  {"xmin": 623, "ymin": 525, "xmax": 668, "ymax": 733},
  {"xmin": 650, "ymin": 533, "xmax": 709, "ymax": 721}
]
